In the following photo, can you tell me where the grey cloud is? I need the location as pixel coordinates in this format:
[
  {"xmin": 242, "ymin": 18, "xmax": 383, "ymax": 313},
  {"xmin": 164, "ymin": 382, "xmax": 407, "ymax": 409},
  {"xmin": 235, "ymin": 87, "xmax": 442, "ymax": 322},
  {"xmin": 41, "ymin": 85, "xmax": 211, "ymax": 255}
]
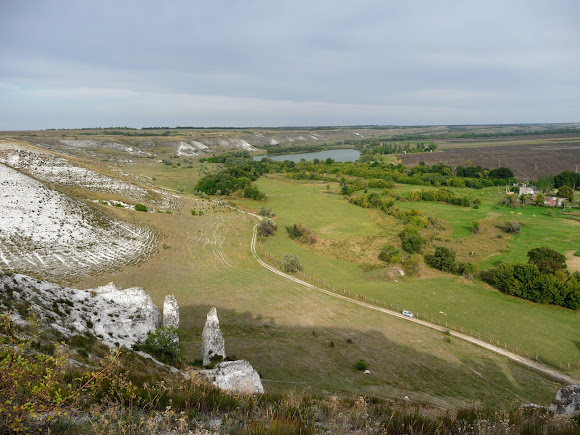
[{"xmin": 0, "ymin": 0, "xmax": 578, "ymax": 128}]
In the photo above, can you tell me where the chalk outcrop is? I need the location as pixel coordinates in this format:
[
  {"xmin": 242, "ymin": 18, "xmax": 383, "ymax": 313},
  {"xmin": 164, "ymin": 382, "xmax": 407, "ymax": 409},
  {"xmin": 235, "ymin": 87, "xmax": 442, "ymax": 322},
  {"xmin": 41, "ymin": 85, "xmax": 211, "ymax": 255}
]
[
  {"xmin": 0, "ymin": 272, "xmax": 160, "ymax": 349},
  {"xmin": 202, "ymin": 360, "xmax": 264, "ymax": 395},
  {"xmin": 201, "ymin": 307, "xmax": 226, "ymax": 366},
  {"xmin": 550, "ymin": 385, "xmax": 580, "ymax": 415},
  {"xmin": 163, "ymin": 295, "xmax": 179, "ymax": 329}
]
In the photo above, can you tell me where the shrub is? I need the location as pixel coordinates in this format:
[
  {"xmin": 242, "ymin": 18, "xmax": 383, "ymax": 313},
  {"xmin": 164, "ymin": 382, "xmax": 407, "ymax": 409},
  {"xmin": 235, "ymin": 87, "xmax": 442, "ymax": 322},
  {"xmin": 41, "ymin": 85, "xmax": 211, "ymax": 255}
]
[
  {"xmin": 378, "ymin": 244, "xmax": 400, "ymax": 264},
  {"xmin": 355, "ymin": 359, "xmax": 368, "ymax": 371},
  {"xmin": 458, "ymin": 262, "xmax": 478, "ymax": 278},
  {"xmin": 134, "ymin": 203, "xmax": 148, "ymax": 212},
  {"xmin": 425, "ymin": 247, "xmax": 456, "ymax": 273},
  {"xmin": 399, "ymin": 226, "xmax": 424, "ymax": 254},
  {"xmin": 403, "ymin": 254, "xmax": 424, "ymax": 277},
  {"xmin": 259, "ymin": 207, "xmax": 275, "ymax": 217},
  {"xmin": 191, "ymin": 209, "xmax": 197, "ymax": 215},
  {"xmin": 505, "ymin": 221, "xmax": 521, "ymax": 233},
  {"xmin": 136, "ymin": 327, "xmax": 181, "ymax": 363},
  {"xmin": 283, "ymin": 254, "xmax": 302, "ymax": 273},
  {"xmin": 0, "ymin": 314, "xmax": 117, "ymax": 433},
  {"xmin": 286, "ymin": 223, "xmax": 317, "ymax": 244},
  {"xmin": 257, "ymin": 218, "xmax": 277, "ymax": 237},
  {"xmin": 472, "ymin": 220, "xmax": 481, "ymax": 233},
  {"xmin": 244, "ymin": 185, "xmax": 266, "ymax": 200},
  {"xmin": 527, "ymin": 247, "xmax": 567, "ymax": 274}
]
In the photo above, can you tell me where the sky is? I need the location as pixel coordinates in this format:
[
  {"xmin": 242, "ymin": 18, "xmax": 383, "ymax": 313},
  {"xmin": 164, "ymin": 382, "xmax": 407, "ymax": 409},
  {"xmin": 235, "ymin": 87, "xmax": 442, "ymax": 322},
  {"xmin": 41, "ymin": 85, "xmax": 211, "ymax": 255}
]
[{"xmin": 0, "ymin": 0, "xmax": 579, "ymax": 129}]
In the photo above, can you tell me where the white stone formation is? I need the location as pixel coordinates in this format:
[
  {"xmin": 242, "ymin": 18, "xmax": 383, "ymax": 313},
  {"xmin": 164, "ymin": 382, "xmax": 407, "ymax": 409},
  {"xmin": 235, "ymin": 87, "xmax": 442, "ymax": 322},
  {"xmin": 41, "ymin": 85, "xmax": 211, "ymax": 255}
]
[
  {"xmin": 163, "ymin": 295, "xmax": 179, "ymax": 329},
  {"xmin": 201, "ymin": 307, "xmax": 226, "ymax": 366}
]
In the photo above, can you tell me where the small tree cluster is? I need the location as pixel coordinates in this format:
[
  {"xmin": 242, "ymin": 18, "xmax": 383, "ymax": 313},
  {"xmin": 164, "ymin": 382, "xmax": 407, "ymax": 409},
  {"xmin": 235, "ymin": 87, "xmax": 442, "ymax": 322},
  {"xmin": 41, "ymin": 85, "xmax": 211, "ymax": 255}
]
[
  {"xmin": 244, "ymin": 185, "xmax": 266, "ymax": 200},
  {"xmin": 490, "ymin": 247, "xmax": 580, "ymax": 309}
]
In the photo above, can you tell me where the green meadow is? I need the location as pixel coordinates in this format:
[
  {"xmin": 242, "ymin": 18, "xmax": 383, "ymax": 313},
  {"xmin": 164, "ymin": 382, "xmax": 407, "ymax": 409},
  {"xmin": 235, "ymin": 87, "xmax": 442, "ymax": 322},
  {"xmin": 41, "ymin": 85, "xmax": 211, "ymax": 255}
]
[{"xmin": 236, "ymin": 176, "xmax": 580, "ymax": 377}]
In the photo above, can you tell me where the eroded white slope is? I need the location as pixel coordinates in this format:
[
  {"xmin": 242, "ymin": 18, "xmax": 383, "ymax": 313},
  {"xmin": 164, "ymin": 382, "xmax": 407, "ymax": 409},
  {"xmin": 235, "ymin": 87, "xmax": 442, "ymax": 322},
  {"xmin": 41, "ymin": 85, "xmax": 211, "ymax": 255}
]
[{"xmin": 0, "ymin": 163, "xmax": 156, "ymax": 279}]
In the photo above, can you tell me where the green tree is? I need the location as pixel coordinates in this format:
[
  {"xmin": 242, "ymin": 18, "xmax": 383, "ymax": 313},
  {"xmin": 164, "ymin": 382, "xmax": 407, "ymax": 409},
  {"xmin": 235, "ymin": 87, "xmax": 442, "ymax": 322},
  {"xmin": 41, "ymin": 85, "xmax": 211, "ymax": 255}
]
[
  {"xmin": 527, "ymin": 247, "xmax": 567, "ymax": 274},
  {"xmin": 558, "ymin": 185, "xmax": 574, "ymax": 202},
  {"xmin": 534, "ymin": 192, "xmax": 545, "ymax": 206}
]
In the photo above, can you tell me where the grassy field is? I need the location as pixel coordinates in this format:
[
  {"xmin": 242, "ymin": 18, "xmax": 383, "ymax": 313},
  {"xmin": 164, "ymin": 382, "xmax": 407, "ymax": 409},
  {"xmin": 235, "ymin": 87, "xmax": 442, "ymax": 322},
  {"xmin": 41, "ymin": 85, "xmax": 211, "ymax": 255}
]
[
  {"xmin": 76, "ymin": 197, "xmax": 563, "ymax": 408},
  {"xmin": 234, "ymin": 177, "xmax": 580, "ymax": 377},
  {"xmin": 4, "ymin": 131, "xmax": 579, "ymax": 409}
]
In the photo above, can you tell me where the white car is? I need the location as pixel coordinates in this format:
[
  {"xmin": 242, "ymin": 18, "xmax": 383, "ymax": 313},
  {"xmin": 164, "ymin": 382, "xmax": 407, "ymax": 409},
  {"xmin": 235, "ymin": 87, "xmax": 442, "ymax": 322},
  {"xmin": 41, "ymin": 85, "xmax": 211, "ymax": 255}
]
[{"xmin": 402, "ymin": 310, "xmax": 414, "ymax": 318}]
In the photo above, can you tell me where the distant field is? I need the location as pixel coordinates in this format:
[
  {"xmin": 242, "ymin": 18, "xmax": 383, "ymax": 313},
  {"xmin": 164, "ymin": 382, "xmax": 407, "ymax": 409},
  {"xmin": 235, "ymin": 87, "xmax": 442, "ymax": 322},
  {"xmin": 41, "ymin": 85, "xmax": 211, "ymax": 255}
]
[
  {"xmin": 235, "ymin": 177, "xmax": 580, "ymax": 377},
  {"xmin": 401, "ymin": 135, "xmax": 580, "ymax": 179}
]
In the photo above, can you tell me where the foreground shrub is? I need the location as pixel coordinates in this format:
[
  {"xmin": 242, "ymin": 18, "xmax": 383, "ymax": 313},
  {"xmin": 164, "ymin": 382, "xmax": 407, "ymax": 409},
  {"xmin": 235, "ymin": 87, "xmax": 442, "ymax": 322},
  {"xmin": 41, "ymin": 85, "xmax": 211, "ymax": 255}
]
[
  {"xmin": 0, "ymin": 314, "xmax": 116, "ymax": 433},
  {"xmin": 135, "ymin": 327, "xmax": 181, "ymax": 363},
  {"xmin": 134, "ymin": 203, "xmax": 148, "ymax": 212}
]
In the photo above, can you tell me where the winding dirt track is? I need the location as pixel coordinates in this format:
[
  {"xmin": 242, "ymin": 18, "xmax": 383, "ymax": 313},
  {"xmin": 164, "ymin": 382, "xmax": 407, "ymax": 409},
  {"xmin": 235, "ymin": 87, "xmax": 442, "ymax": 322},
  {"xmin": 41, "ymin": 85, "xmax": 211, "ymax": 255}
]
[{"xmin": 246, "ymin": 212, "xmax": 579, "ymax": 386}]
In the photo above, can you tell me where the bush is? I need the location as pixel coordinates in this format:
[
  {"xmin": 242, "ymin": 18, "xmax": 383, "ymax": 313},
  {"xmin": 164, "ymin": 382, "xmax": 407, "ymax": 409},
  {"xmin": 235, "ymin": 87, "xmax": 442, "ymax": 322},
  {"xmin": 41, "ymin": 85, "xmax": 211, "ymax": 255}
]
[
  {"xmin": 424, "ymin": 247, "xmax": 456, "ymax": 273},
  {"xmin": 283, "ymin": 254, "xmax": 302, "ymax": 273},
  {"xmin": 259, "ymin": 207, "xmax": 275, "ymax": 217},
  {"xmin": 505, "ymin": 221, "xmax": 521, "ymax": 233},
  {"xmin": 136, "ymin": 327, "xmax": 181, "ymax": 363},
  {"xmin": 458, "ymin": 262, "xmax": 478, "ymax": 278},
  {"xmin": 243, "ymin": 185, "xmax": 266, "ymax": 200},
  {"xmin": 403, "ymin": 254, "xmax": 424, "ymax": 277},
  {"xmin": 0, "ymin": 314, "xmax": 116, "ymax": 433},
  {"xmin": 286, "ymin": 223, "xmax": 317, "ymax": 244},
  {"xmin": 355, "ymin": 359, "xmax": 368, "ymax": 371},
  {"xmin": 257, "ymin": 218, "xmax": 277, "ymax": 237},
  {"xmin": 472, "ymin": 220, "xmax": 481, "ymax": 233},
  {"xmin": 527, "ymin": 247, "xmax": 567, "ymax": 274},
  {"xmin": 191, "ymin": 209, "xmax": 197, "ymax": 215},
  {"xmin": 378, "ymin": 244, "xmax": 400, "ymax": 264},
  {"xmin": 134, "ymin": 203, "xmax": 148, "ymax": 212},
  {"xmin": 399, "ymin": 226, "xmax": 424, "ymax": 254}
]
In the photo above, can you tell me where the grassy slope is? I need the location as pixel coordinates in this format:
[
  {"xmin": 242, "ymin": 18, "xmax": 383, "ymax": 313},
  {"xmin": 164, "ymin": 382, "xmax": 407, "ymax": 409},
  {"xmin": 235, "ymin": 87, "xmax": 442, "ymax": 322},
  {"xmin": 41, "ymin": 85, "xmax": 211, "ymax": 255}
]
[
  {"xmin": 234, "ymin": 177, "xmax": 580, "ymax": 376},
  {"xmin": 77, "ymin": 197, "xmax": 561, "ymax": 409}
]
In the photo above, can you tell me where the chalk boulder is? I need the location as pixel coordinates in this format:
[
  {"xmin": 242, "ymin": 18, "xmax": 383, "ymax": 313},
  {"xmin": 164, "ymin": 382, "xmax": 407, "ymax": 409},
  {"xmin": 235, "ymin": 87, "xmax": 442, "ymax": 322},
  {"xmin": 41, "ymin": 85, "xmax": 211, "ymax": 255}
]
[
  {"xmin": 201, "ymin": 307, "xmax": 226, "ymax": 366},
  {"xmin": 550, "ymin": 385, "xmax": 580, "ymax": 415},
  {"xmin": 202, "ymin": 360, "xmax": 264, "ymax": 395}
]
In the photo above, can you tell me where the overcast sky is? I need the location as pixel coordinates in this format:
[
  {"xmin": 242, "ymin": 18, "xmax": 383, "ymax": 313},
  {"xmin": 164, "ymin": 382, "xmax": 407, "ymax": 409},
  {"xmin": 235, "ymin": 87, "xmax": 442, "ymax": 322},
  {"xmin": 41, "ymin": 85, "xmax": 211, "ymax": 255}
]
[{"xmin": 1, "ymin": 0, "xmax": 578, "ymax": 129}]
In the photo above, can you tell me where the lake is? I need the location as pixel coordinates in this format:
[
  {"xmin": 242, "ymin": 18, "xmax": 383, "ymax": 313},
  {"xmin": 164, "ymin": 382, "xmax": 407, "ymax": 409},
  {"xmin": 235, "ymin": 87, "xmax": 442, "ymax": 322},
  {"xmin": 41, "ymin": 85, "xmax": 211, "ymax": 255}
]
[{"xmin": 253, "ymin": 148, "xmax": 360, "ymax": 163}]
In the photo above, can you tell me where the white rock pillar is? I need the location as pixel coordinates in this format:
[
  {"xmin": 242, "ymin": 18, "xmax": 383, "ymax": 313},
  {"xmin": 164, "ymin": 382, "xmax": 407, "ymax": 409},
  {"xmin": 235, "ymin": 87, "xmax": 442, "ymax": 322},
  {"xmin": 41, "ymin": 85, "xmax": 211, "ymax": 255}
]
[
  {"xmin": 201, "ymin": 307, "xmax": 226, "ymax": 366},
  {"xmin": 163, "ymin": 295, "xmax": 179, "ymax": 329}
]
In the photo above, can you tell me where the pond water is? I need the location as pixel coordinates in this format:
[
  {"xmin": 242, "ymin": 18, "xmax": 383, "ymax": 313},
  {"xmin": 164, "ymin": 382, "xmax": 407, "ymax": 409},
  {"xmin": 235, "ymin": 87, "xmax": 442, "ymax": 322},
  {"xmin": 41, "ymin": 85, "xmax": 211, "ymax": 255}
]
[{"xmin": 253, "ymin": 148, "xmax": 360, "ymax": 163}]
